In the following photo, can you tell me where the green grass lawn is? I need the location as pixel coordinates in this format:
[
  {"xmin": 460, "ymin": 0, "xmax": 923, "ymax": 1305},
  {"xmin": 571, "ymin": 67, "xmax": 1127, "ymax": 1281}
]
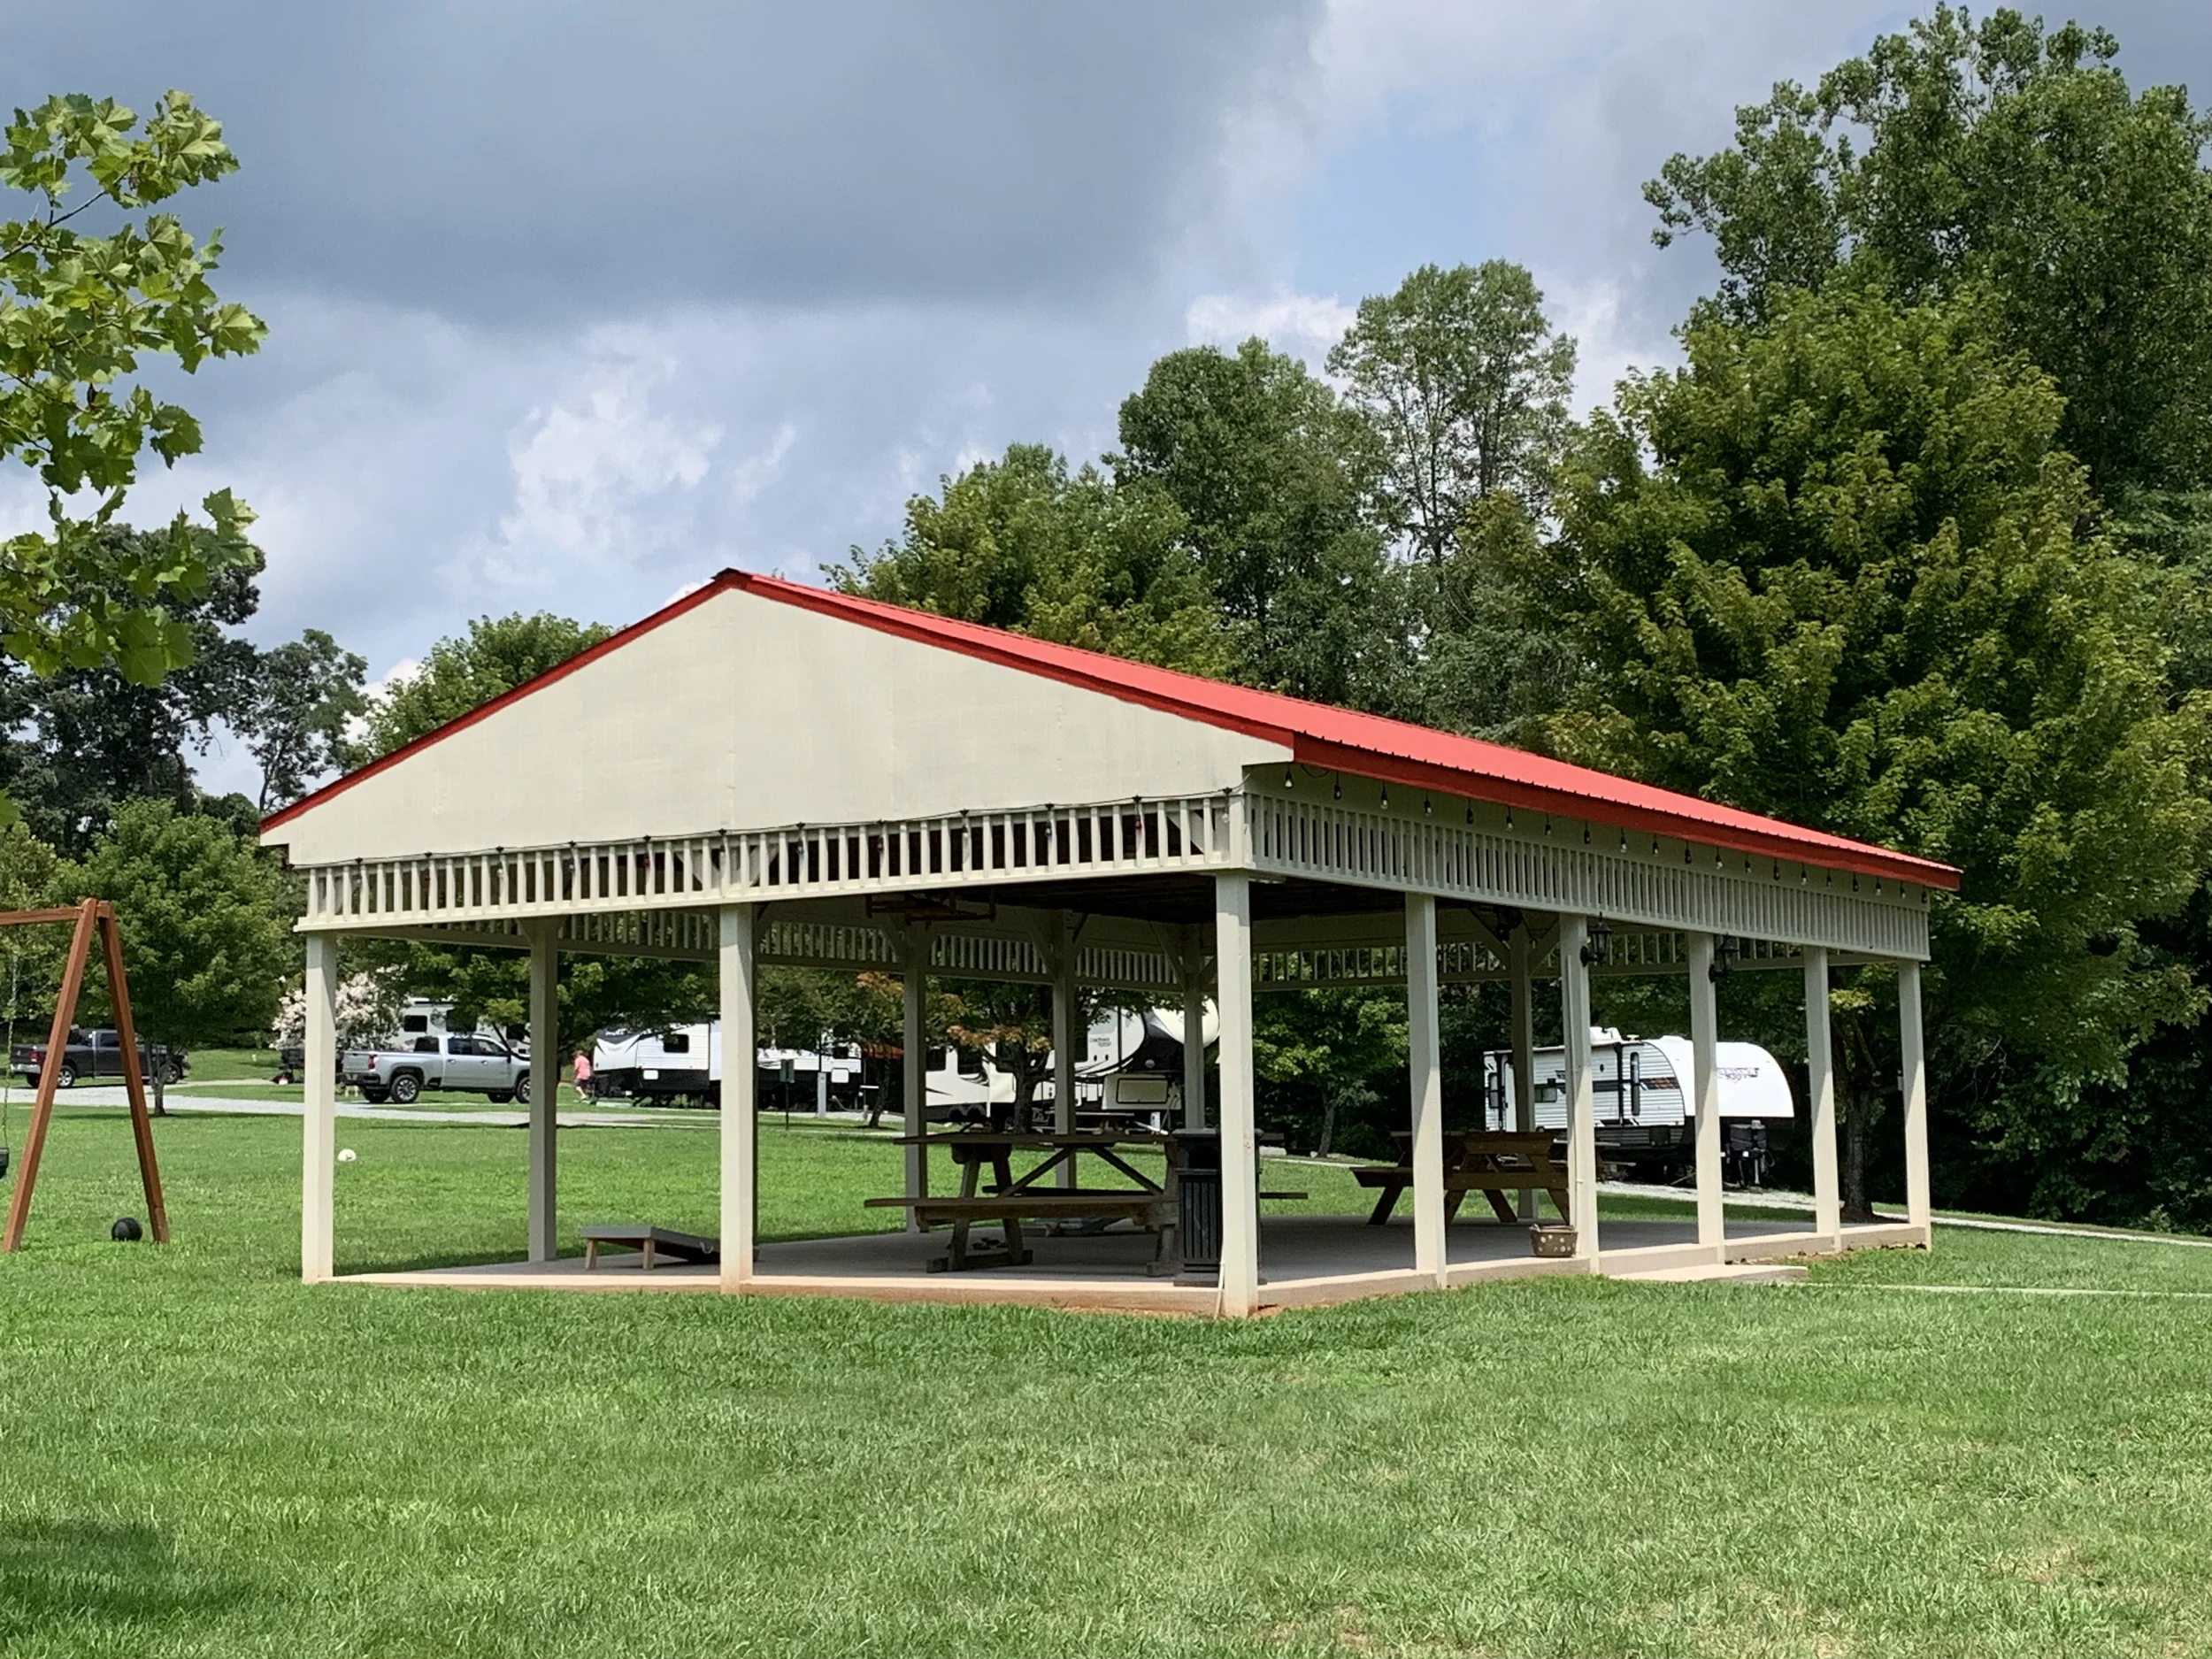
[{"xmin": 4, "ymin": 1108, "xmax": 2212, "ymax": 1657}]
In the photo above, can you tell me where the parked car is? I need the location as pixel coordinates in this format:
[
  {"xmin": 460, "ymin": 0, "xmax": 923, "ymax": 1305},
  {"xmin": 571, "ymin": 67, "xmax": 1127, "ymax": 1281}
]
[
  {"xmin": 342, "ymin": 1032, "xmax": 530, "ymax": 1105},
  {"xmin": 10, "ymin": 1027, "xmax": 187, "ymax": 1089}
]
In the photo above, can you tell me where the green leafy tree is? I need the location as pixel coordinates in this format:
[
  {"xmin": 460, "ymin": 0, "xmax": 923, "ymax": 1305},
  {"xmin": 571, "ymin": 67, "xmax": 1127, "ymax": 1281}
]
[
  {"xmin": 1646, "ymin": 6, "xmax": 2212, "ymax": 495},
  {"xmin": 1117, "ymin": 340, "xmax": 1405, "ymax": 709},
  {"xmin": 73, "ymin": 799, "xmax": 296, "ymax": 1110},
  {"xmin": 0, "ymin": 92, "xmax": 265, "ymax": 816},
  {"xmin": 1253, "ymin": 988, "xmax": 1408, "ymax": 1159},
  {"xmin": 833, "ymin": 443, "xmax": 1234, "ymax": 678},
  {"xmin": 1326, "ymin": 261, "xmax": 1577, "ymax": 574},
  {"xmin": 355, "ymin": 613, "xmax": 613, "ymax": 759},
  {"xmin": 239, "ymin": 629, "xmax": 368, "ymax": 815},
  {"xmin": 0, "ymin": 824, "xmax": 67, "ymax": 1064},
  {"xmin": 0, "ymin": 528, "xmax": 263, "ymax": 854},
  {"xmin": 1527, "ymin": 288, "xmax": 2212, "ymax": 1218}
]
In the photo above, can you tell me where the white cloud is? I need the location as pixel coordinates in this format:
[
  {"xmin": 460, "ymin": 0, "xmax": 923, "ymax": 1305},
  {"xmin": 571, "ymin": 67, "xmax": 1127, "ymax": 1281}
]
[
  {"xmin": 497, "ymin": 354, "xmax": 723, "ymax": 566},
  {"xmin": 1184, "ymin": 289, "xmax": 1357, "ymax": 367}
]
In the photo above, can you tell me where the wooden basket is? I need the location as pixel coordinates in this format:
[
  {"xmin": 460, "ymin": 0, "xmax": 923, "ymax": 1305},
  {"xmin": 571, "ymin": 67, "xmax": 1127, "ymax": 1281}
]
[{"xmin": 1529, "ymin": 1224, "xmax": 1578, "ymax": 1258}]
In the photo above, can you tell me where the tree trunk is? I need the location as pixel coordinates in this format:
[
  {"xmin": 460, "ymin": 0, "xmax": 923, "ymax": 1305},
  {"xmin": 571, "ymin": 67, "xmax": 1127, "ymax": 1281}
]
[
  {"xmin": 1316, "ymin": 1086, "xmax": 1339, "ymax": 1159},
  {"xmin": 1841, "ymin": 1088, "xmax": 1873, "ymax": 1223}
]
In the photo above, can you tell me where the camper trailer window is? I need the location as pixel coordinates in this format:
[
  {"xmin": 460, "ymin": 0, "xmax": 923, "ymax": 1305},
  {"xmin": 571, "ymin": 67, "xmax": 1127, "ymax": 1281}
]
[
  {"xmin": 662, "ymin": 1033, "xmax": 690, "ymax": 1054},
  {"xmin": 1535, "ymin": 1082, "xmax": 1563, "ymax": 1104},
  {"xmin": 956, "ymin": 1048, "xmax": 986, "ymax": 1079},
  {"xmin": 403, "ymin": 1015, "xmax": 428, "ymax": 1033}
]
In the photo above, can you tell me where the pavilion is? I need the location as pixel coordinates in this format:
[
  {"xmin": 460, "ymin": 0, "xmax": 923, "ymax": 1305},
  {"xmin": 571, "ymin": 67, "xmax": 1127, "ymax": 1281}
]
[{"xmin": 260, "ymin": 571, "xmax": 1955, "ymax": 1315}]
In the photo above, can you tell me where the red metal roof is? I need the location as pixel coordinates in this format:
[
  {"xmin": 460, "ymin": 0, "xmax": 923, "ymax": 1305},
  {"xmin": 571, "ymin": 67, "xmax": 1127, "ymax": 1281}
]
[{"xmin": 265, "ymin": 568, "xmax": 1960, "ymax": 892}]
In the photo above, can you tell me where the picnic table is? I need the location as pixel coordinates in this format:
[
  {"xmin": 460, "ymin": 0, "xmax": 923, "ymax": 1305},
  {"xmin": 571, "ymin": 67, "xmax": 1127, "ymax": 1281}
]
[
  {"xmin": 1353, "ymin": 1130, "xmax": 1570, "ymax": 1226},
  {"xmin": 871, "ymin": 1131, "xmax": 1306, "ymax": 1272},
  {"xmin": 872, "ymin": 1131, "xmax": 1175, "ymax": 1271}
]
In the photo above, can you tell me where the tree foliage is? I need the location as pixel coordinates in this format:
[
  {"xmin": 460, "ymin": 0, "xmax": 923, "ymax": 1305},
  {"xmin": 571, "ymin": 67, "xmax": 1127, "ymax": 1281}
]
[
  {"xmin": 1647, "ymin": 5, "xmax": 2212, "ymax": 493},
  {"xmin": 1117, "ymin": 340, "xmax": 1402, "ymax": 708},
  {"xmin": 242, "ymin": 629, "xmax": 367, "ymax": 815},
  {"xmin": 1327, "ymin": 261, "xmax": 1577, "ymax": 572},
  {"xmin": 0, "ymin": 92, "xmax": 265, "ymax": 785},
  {"xmin": 73, "ymin": 799, "xmax": 296, "ymax": 1071},
  {"xmin": 0, "ymin": 528, "xmax": 262, "ymax": 854},
  {"xmin": 833, "ymin": 443, "xmax": 1233, "ymax": 678},
  {"xmin": 1529, "ymin": 288, "xmax": 2212, "ymax": 1214}
]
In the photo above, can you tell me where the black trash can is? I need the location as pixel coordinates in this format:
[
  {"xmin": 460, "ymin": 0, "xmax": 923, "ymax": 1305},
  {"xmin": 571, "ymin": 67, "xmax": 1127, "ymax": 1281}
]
[{"xmin": 1172, "ymin": 1128, "xmax": 1222, "ymax": 1282}]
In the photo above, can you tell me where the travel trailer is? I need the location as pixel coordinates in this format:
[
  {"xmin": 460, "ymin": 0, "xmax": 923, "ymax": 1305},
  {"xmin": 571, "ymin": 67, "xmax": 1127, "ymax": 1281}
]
[
  {"xmin": 591, "ymin": 1024, "xmax": 864, "ymax": 1109},
  {"xmin": 591, "ymin": 1002, "xmax": 1217, "ymax": 1121},
  {"xmin": 1484, "ymin": 1028, "xmax": 1793, "ymax": 1187}
]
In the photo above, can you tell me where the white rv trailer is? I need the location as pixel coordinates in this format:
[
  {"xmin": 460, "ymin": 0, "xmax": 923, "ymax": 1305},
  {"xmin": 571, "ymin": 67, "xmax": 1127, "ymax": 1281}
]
[
  {"xmin": 1485, "ymin": 1027, "xmax": 1793, "ymax": 1185},
  {"xmin": 592, "ymin": 1023, "xmax": 863, "ymax": 1107},
  {"xmin": 593, "ymin": 1003, "xmax": 1218, "ymax": 1118}
]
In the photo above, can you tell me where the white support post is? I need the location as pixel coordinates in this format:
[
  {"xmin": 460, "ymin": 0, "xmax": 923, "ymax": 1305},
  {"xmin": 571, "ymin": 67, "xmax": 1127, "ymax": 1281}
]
[
  {"xmin": 1559, "ymin": 916, "xmax": 1598, "ymax": 1264},
  {"xmin": 1687, "ymin": 931, "xmax": 1724, "ymax": 1256},
  {"xmin": 719, "ymin": 904, "xmax": 757, "ymax": 1291},
  {"xmin": 526, "ymin": 924, "xmax": 558, "ymax": 1263},
  {"xmin": 902, "ymin": 925, "xmax": 928, "ymax": 1229},
  {"xmin": 1181, "ymin": 932, "xmax": 1208, "ymax": 1132},
  {"xmin": 301, "ymin": 932, "xmax": 337, "ymax": 1284},
  {"xmin": 1215, "ymin": 873, "xmax": 1259, "ymax": 1317},
  {"xmin": 1900, "ymin": 958, "xmax": 1931, "ymax": 1236},
  {"xmin": 1052, "ymin": 916, "xmax": 1076, "ymax": 1188},
  {"xmin": 1509, "ymin": 925, "xmax": 1536, "ymax": 1219},
  {"xmin": 1806, "ymin": 946, "xmax": 1841, "ymax": 1246},
  {"xmin": 1405, "ymin": 892, "xmax": 1446, "ymax": 1287}
]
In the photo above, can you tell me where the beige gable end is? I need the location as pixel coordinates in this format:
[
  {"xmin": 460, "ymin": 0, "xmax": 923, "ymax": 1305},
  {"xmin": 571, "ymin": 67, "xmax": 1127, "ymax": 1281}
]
[{"xmin": 262, "ymin": 585, "xmax": 1286, "ymax": 865}]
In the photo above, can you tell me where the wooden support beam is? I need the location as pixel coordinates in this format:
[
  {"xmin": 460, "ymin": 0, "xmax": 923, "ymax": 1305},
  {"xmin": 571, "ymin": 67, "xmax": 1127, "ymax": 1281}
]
[
  {"xmin": 95, "ymin": 903, "xmax": 168, "ymax": 1244},
  {"xmin": 2, "ymin": 901, "xmax": 99, "ymax": 1253}
]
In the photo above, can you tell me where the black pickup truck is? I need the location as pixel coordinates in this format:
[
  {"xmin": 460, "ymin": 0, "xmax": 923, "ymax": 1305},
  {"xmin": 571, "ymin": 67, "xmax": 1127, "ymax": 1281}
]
[{"xmin": 10, "ymin": 1027, "xmax": 186, "ymax": 1089}]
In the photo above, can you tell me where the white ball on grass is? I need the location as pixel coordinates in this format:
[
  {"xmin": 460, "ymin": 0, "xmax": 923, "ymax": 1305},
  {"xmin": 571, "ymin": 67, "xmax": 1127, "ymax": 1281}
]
[{"xmin": 337, "ymin": 1148, "xmax": 357, "ymax": 1164}]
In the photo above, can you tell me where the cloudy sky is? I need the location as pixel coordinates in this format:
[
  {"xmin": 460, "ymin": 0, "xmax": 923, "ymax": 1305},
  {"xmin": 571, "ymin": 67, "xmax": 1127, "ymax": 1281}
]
[{"xmin": 6, "ymin": 2, "xmax": 2209, "ymax": 792}]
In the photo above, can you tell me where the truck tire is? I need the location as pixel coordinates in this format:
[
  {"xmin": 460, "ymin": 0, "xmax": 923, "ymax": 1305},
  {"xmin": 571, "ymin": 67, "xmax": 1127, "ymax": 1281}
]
[
  {"xmin": 161, "ymin": 1058, "xmax": 184, "ymax": 1086},
  {"xmin": 511, "ymin": 1070, "xmax": 528, "ymax": 1102},
  {"xmin": 388, "ymin": 1071, "xmax": 422, "ymax": 1105},
  {"xmin": 359, "ymin": 1087, "xmax": 389, "ymax": 1104},
  {"xmin": 56, "ymin": 1060, "xmax": 76, "ymax": 1088},
  {"xmin": 486, "ymin": 1091, "xmax": 512, "ymax": 1104}
]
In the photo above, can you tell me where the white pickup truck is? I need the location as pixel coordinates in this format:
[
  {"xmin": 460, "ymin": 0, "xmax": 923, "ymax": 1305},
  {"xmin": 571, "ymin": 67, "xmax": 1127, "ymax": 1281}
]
[{"xmin": 343, "ymin": 1033, "xmax": 531, "ymax": 1105}]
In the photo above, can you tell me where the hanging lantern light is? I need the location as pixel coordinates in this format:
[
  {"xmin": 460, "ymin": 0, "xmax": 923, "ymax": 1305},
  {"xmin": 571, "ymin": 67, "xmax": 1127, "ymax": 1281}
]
[{"xmin": 1579, "ymin": 916, "xmax": 1612, "ymax": 966}]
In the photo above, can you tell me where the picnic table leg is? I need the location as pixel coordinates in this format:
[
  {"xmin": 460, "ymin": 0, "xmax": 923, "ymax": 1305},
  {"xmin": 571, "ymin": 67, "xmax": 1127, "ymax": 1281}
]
[
  {"xmin": 585, "ymin": 1239, "xmax": 598, "ymax": 1270},
  {"xmin": 1481, "ymin": 1187, "xmax": 1517, "ymax": 1224},
  {"xmin": 1366, "ymin": 1182, "xmax": 1402, "ymax": 1225},
  {"xmin": 1549, "ymin": 1186, "xmax": 1571, "ymax": 1225},
  {"xmin": 1003, "ymin": 1213, "xmax": 1030, "ymax": 1267},
  {"xmin": 642, "ymin": 1236, "xmax": 657, "ymax": 1272},
  {"xmin": 949, "ymin": 1212, "xmax": 972, "ymax": 1270}
]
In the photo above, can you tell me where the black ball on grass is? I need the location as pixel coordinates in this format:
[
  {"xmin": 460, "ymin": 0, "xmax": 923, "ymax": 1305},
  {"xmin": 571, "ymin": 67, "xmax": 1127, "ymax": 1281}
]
[{"xmin": 111, "ymin": 1216, "xmax": 142, "ymax": 1241}]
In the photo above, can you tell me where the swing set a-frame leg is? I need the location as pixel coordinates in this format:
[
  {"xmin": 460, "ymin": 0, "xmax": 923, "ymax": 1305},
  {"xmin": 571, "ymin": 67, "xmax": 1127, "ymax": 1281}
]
[{"xmin": 0, "ymin": 898, "xmax": 169, "ymax": 1252}]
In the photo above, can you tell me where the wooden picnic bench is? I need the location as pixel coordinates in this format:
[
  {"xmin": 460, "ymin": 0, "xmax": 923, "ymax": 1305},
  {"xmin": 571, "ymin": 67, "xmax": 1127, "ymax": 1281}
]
[
  {"xmin": 579, "ymin": 1224, "xmax": 720, "ymax": 1270},
  {"xmin": 872, "ymin": 1131, "xmax": 1304, "ymax": 1271},
  {"xmin": 1353, "ymin": 1130, "xmax": 1570, "ymax": 1226}
]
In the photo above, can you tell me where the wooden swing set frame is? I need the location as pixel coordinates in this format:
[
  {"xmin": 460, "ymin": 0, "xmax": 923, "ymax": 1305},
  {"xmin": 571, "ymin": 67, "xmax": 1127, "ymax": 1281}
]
[{"xmin": 0, "ymin": 897, "xmax": 168, "ymax": 1252}]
